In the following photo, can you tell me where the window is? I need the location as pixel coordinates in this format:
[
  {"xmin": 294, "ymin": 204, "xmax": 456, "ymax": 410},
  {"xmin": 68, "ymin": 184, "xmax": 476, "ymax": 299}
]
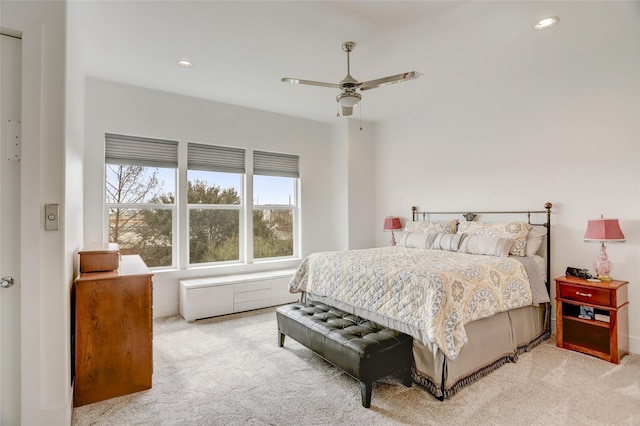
[
  {"xmin": 104, "ymin": 135, "xmax": 299, "ymax": 270},
  {"xmin": 253, "ymin": 151, "xmax": 299, "ymax": 259},
  {"xmin": 105, "ymin": 134, "xmax": 178, "ymax": 268},
  {"xmin": 187, "ymin": 143, "xmax": 244, "ymax": 265}
]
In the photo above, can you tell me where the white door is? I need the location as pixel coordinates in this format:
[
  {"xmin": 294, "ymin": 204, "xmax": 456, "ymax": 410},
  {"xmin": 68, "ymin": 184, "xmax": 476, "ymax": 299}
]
[{"xmin": 1, "ymin": 32, "xmax": 22, "ymax": 425}]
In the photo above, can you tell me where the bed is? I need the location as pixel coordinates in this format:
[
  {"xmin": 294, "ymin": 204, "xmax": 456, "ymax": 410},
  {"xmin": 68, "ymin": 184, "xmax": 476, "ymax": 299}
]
[{"xmin": 289, "ymin": 203, "xmax": 552, "ymax": 400}]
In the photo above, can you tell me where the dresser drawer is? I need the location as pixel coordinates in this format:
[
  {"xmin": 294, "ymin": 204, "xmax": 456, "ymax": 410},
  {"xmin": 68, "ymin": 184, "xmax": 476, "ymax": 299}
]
[{"xmin": 558, "ymin": 283, "xmax": 611, "ymax": 306}]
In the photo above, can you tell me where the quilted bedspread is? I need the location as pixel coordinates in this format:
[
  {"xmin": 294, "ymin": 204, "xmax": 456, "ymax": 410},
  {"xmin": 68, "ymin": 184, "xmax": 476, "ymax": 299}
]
[{"xmin": 289, "ymin": 246, "xmax": 534, "ymax": 359}]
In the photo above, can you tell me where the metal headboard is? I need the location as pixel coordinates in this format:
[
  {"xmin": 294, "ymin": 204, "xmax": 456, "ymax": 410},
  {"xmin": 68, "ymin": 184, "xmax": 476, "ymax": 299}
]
[{"xmin": 411, "ymin": 202, "xmax": 553, "ymax": 296}]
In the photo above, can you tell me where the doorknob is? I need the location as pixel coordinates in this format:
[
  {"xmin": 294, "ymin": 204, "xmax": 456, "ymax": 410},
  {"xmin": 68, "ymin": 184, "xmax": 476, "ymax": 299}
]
[{"xmin": 1, "ymin": 276, "xmax": 15, "ymax": 288}]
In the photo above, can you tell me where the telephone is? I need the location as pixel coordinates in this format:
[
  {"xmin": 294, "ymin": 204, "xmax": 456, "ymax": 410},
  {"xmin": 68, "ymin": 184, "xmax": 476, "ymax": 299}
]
[{"xmin": 565, "ymin": 267, "xmax": 592, "ymax": 280}]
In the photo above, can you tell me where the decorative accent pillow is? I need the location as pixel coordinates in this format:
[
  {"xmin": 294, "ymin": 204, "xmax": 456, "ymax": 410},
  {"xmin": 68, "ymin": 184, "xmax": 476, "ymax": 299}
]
[
  {"xmin": 458, "ymin": 235, "xmax": 515, "ymax": 257},
  {"xmin": 398, "ymin": 232, "xmax": 430, "ymax": 249},
  {"xmin": 404, "ymin": 220, "xmax": 458, "ymax": 234},
  {"xmin": 430, "ymin": 233, "xmax": 465, "ymax": 251},
  {"xmin": 457, "ymin": 221, "xmax": 532, "ymax": 256},
  {"xmin": 525, "ymin": 226, "xmax": 547, "ymax": 257}
]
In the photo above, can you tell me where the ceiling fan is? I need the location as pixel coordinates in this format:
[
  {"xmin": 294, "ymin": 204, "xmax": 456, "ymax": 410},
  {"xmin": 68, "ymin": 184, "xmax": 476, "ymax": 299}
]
[{"xmin": 281, "ymin": 41, "xmax": 420, "ymax": 116}]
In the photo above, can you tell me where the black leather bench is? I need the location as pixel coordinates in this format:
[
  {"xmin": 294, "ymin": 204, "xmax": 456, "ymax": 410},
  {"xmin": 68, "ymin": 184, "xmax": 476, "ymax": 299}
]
[{"xmin": 276, "ymin": 301, "xmax": 413, "ymax": 408}]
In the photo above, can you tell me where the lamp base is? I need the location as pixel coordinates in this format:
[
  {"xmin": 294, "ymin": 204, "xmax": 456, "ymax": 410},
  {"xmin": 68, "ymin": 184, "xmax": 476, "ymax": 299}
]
[
  {"xmin": 390, "ymin": 231, "xmax": 397, "ymax": 246},
  {"xmin": 594, "ymin": 243, "xmax": 613, "ymax": 281}
]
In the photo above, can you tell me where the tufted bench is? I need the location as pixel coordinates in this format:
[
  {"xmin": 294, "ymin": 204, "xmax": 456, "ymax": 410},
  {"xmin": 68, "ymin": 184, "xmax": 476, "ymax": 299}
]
[{"xmin": 276, "ymin": 301, "xmax": 413, "ymax": 408}]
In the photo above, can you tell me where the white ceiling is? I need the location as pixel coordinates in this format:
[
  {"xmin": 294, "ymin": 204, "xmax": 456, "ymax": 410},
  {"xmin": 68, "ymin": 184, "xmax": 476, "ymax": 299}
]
[{"xmin": 73, "ymin": 1, "xmax": 636, "ymax": 124}]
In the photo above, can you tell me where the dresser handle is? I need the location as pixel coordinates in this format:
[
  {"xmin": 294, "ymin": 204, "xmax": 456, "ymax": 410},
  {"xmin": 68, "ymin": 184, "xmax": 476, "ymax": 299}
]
[{"xmin": 576, "ymin": 291, "xmax": 592, "ymax": 297}]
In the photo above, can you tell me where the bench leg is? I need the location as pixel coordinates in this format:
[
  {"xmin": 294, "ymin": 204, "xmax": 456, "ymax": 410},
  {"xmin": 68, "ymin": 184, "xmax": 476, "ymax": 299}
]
[
  {"xmin": 360, "ymin": 381, "xmax": 372, "ymax": 408},
  {"xmin": 400, "ymin": 368, "xmax": 412, "ymax": 387},
  {"xmin": 278, "ymin": 331, "xmax": 285, "ymax": 347}
]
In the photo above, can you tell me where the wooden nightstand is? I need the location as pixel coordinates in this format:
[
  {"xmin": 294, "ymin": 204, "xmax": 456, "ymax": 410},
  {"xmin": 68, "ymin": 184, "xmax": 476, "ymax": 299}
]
[{"xmin": 555, "ymin": 276, "xmax": 629, "ymax": 364}]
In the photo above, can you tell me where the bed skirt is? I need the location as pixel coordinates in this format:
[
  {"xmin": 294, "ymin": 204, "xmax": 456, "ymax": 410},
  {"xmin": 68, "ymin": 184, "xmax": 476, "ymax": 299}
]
[{"xmin": 412, "ymin": 303, "xmax": 550, "ymax": 400}]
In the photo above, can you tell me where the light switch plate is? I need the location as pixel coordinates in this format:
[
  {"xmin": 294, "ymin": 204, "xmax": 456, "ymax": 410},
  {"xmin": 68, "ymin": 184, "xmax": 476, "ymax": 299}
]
[{"xmin": 45, "ymin": 204, "xmax": 59, "ymax": 230}]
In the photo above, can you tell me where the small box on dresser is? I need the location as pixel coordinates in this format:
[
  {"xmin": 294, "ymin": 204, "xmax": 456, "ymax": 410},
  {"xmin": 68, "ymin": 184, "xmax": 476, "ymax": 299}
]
[
  {"xmin": 78, "ymin": 242, "xmax": 120, "ymax": 272},
  {"xmin": 555, "ymin": 276, "xmax": 629, "ymax": 364}
]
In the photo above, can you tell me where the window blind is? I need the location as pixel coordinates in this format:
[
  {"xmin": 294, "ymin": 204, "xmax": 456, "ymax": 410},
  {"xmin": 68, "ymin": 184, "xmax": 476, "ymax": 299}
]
[
  {"xmin": 105, "ymin": 133, "xmax": 178, "ymax": 168},
  {"xmin": 253, "ymin": 150, "xmax": 299, "ymax": 178},
  {"xmin": 188, "ymin": 143, "xmax": 245, "ymax": 174}
]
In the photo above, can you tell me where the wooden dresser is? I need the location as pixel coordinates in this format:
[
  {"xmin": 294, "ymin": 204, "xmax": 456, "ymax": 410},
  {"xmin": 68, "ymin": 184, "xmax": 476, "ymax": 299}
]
[{"xmin": 73, "ymin": 254, "xmax": 153, "ymax": 406}]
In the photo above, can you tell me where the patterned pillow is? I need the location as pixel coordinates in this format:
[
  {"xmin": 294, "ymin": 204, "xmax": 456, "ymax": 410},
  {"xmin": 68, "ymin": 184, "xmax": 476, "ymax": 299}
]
[
  {"xmin": 404, "ymin": 220, "xmax": 458, "ymax": 234},
  {"xmin": 457, "ymin": 222, "xmax": 532, "ymax": 256}
]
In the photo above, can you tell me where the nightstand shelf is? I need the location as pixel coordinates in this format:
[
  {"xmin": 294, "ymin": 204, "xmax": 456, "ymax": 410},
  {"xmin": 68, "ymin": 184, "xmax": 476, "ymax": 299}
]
[{"xmin": 555, "ymin": 276, "xmax": 629, "ymax": 364}]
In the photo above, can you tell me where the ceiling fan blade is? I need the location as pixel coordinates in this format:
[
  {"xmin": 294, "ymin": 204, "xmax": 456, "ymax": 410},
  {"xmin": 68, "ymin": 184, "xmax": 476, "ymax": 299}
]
[
  {"xmin": 281, "ymin": 78, "xmax": 339, "ymax": 89},
  {"xmin": 359, "ymin": 71, "xmax": 420, "ymax": 91},
  {"xmin": 341, "ymin": 105, "xmax": 353, "ymax": 116}
]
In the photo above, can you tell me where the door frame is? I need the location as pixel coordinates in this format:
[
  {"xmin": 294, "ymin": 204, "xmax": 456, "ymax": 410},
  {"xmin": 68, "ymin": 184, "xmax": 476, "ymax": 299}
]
[{"xmin": 0, "ymin": 31, "xmax": 23, "ymax": 426}]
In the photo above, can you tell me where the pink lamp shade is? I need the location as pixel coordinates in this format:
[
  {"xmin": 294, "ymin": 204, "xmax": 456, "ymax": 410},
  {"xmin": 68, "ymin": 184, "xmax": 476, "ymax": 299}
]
[
  {"xmin": 584, "ymin": 218, "xmax": 625, "ymax": 242},
  {"xmin": 383, "ymin": 217, "xmax": 402, "ymax": 231},
  {"xmin": 584, "ymin": 218, "xmax": 625, "ymax": 281},
  {"xmin": 384, "ymin": 216, "xmax": 402, "ymax": 246}
]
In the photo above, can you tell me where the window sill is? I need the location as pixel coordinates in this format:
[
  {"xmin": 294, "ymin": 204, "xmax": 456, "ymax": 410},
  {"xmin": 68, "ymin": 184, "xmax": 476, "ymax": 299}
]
[{"xmin": 150, "ymin": 258, "xmax": 303, "ymax": 281}]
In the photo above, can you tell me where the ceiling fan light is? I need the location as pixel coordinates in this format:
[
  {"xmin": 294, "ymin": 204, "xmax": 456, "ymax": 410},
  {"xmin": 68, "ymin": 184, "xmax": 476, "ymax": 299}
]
[{"xmin": 337, "ymin": 92, "xmax": 361, "ymax": 107}]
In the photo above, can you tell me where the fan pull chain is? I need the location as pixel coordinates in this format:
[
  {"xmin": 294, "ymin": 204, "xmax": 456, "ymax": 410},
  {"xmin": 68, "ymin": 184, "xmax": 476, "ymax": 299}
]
[{"xmin": 359, "ymin": 101, "xmax": 363, "ymax": 131}]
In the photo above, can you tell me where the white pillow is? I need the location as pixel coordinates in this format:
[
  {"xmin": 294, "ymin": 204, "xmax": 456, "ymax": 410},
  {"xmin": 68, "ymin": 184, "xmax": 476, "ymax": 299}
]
[
  {"xmin": 525, "ymin": 226, "xmax": 547, "ymax": 257},
  {"xmin": 459, "ymin": 235, "xmax": 515, "ymax": 257},
  {"xmin": 398, "ymin": 232, "xmax": 430, "ymax": 248},
  {"xmin": 399, "ymin": 232, "xmax": 464, "ymax": 251}
]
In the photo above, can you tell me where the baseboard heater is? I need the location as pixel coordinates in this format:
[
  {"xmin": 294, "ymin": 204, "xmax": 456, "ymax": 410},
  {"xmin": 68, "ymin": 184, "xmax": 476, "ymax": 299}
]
[{"xmin": 179, "ymin": 269, "xmax": 299, "ymax": 322}]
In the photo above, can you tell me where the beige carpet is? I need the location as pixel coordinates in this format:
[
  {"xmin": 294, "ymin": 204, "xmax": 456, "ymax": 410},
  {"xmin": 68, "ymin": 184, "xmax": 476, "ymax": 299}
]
[{"xmin": 72, "ymin": 307, "xmax": 640, "ymax": 426}]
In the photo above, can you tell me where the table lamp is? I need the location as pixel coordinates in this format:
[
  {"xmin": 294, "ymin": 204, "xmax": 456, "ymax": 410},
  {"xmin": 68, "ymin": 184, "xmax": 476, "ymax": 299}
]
[
  {"xmin": 584, "ymin": 216, "xmax": 625, "ymax": 281},
  {"xmin": 384, "ymin": 216, "xmax": 402, "ymax": 246}
]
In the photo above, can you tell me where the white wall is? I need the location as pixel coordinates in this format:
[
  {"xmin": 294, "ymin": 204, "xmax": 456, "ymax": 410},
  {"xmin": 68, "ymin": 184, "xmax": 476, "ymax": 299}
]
[
  {"xmin": 84, "ymin": 78, "xmax": 344, "ymax": 317},
  {"xmin": 2, "ymin": 0, "xmax": 73, "ymax": 424},
  {"xmin": 330, "ymin": 119, "xmax": 377, "ymax": 251},
  {"xmin": 331, "ymin": 121, "xmax": 349, "ymax": 251},
  {"xmin": 373, "ymin": 3, "xmax": 640, "ymax": 354},
  {"xmin": 347, "ymin": 120, "xmax": 375, "ymax": 250}
]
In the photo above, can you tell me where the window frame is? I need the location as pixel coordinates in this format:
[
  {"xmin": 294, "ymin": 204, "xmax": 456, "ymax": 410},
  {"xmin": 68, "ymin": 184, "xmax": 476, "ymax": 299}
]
[
  {"xmin": 186, "ymin": 143, "xmax": 246, "ymax": 267},
  {"xmin": 104, "ymin": 134, "xmax": 179, "ymax": 270},
  {"xmin": 251, "ymin": 150, "xmax": 300, "ymax": 263},
  {"xmin": 104, "ymin": 135, "xmax": 301, "ymax": 272}
]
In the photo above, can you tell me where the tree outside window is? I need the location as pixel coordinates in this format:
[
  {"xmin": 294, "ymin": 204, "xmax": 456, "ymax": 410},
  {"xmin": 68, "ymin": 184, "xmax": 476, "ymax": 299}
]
[
  {"xmin": 106, "ymin": 165, "xmax": 175, "ymax": 268},
  {"xmin": 187, "ymin": 173, "xmax": 241, "ymax": 264}
]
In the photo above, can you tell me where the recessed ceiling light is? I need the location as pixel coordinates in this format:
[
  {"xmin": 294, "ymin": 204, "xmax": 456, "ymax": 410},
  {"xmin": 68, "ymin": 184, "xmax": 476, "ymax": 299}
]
[
  {"xmin": 177, "ymin": 59, "xmax": 193, "ymax": 68},
  {"xmin": 534, "ymin": 16, "xmax": 559, "ymax": 30}
]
